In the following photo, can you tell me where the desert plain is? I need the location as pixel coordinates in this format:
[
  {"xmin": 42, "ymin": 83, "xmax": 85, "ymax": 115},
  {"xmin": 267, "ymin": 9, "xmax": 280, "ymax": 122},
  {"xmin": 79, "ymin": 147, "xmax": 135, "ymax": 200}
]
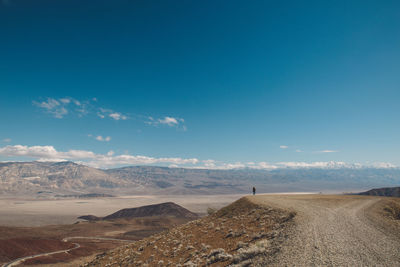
[{"xmin": 0, "ymin": 194, "xmax": 245, "ymax": 227}]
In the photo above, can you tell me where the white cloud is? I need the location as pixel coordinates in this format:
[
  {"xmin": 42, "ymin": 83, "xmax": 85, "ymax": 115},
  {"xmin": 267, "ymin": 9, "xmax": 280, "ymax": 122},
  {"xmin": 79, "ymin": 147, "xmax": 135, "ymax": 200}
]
[
  {"xmin": 276, "ymin": 161, "xmax": 343, "ymax": 168},
  {"xmin": 280, "ymin": 145, "xmax": 288, "ymax": 149},
  {"xmin": 33, "ymin": 97, "xmax": 89, "ymax": 119},
  {"xmin": 195, "ymin": 161, "xmax": 247, "ymax": 170},
  {"xmin": 318, "ymin": 150, "xmax": 338, "ymax": 153},
  {"xmin": 203, "ymin": 159, "xmax": 216, "ymax": 168},
  {"xmin": 86, "ymin": 154, "xmax": 199, "ymax": 168},
  {"xmin": 33, "ymin": 98, "xmax": 68, "ymax": 119},
  {"xmin": 194, "ymin": 160, "xmax": 397, "ymax": 170},
  {"xmin": 36, "ymin": 158, "xmax": 68, "ymax": 163},
  {"xmin": 2, "ymin": 138, "xmax": 11, "ymax": 143},
  {"xmin": 33, "ymin": 97, "xmax": 127, "ymax": 120},
  {"xmin": 59, "ymin": 98, "xmax": 71, "ymax": 104},
  {"xmin": 95, "ymin": 135, "xmax": 111, "ymax": 142},
  {"xmin": 146, "ymin": 116, "xmax": 185, "ymax": 129},
  {"xmin": 97, "ymin": 113, "xmax": 105, "ymax": 119},
  {"xmin": 88, "ymin": 134, "xmax": 111, "ymax": 142},
  {"xmin": 33, "ymin": 98, "xmax": 185, "ymax": 129},
  {"xmin": 211, "ymin": 162, "xmax": 246, "ymax": 170},
  {"xmin": 255, "ymin": 162, "xmax": 279, "ymax": 169},
  {"xmin": 0, "ymin": 145, "xmax": 396, "ymax": 170},
  {"xmin": 98, "ymin": 108, "xmax": 128, "ymax": 121},
  {"xmin": 295, "ymin": 149, "xmax": 302, "ymax": 153},
  {"xmin": 0, "ymin": 145, "xmax": 198, "ymax": 168},
  {"xmin": 369, "ymin": 162, "xmax": 397, "ymax": 168},
  {"xmin": 109, "ymin": 113, "xmax": 127, "ymax": 120},
  {"xmin": 159, "ymin": 117, "xmax": 181, "ymax": 126},
  {"xmin": 169, "ymin": 164, "xmax": 179, "ymax": 168}
]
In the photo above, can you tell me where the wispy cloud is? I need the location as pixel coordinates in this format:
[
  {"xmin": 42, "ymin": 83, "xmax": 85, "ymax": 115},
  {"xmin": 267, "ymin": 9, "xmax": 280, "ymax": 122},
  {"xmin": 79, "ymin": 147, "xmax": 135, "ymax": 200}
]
[
  {"xmin": 33, "ymin": 97, "xmax": 128, "ymax": 120},
  {"xmin": 33, "ymin": 98, "xmax": 68, "ymax": 118},
  {"xmin": 159, "ymin": 117, "xmax": 183, "ymax": 126},
  {"xmin": 2, "ymin": 138, "xmax": 11, "ymax": 143},
  {"xmin": 33, "ymin": 98, "xmax": 186, "ymax": 130},
  {"xmin": 33, "ymin": 97, "xmax": 91, "ymax": 119},
  {"xmin": 88, "ymin": 134, "xmax": 111, "ymax": 142},
  {"xmin": 109, "ymin": 113, "xmax": 127, "ymax": 120},
  {"xmin": 146, "ymin": 116, "xmax": 186, "ymax": 129},
  {"xmin": 317, "ymin": 150, "xmax": 338, "ymax": 153},
  {"xmin": 96, "ymin": 135, "xmax": 111, "ymax": 142},
  {"xmin": 280, "ymin": 145, "xmax": 288, "ymax": 149},
  {"xmin": 98, "ymin": 108, "xmax": 128, "ymax": 121}
]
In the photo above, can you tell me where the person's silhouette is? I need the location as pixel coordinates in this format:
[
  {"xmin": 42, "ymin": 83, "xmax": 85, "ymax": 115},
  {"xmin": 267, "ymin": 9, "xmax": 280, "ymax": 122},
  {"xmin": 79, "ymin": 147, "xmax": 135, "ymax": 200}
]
[{"xmin": 252, "ymin": 187, "xmax": 256, "ymax": 195}]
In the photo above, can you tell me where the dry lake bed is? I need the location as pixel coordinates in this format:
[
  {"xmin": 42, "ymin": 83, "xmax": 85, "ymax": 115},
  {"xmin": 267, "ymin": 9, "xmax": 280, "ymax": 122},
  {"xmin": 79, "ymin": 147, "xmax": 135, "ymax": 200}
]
[{"xmin": 0, "ymin": 194, "xmax": 246, "ymax": 226}]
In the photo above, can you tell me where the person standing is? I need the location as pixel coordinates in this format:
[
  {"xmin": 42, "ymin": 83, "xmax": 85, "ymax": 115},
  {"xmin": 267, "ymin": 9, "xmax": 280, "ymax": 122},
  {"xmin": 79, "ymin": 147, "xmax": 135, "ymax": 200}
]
[{"xmin": 253, "ymin": 186, "xmax": 256, "ymax": 195}]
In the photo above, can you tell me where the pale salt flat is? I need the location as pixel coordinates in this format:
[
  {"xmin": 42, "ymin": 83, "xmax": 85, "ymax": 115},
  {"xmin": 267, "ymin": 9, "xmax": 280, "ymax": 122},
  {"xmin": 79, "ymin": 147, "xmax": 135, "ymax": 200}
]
[{"xmin": 0, "ymin": 194, "xmax": 246, "ymax": 227}]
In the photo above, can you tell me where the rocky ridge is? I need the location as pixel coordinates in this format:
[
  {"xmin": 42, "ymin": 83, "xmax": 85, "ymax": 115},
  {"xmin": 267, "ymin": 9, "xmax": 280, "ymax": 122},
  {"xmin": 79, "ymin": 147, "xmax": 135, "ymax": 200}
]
[
  {"xmin": 84, "ymin": 197, "xmax": 295, "ymax": 266},
  {"xmin": 359, "ymin": 186, "xmax": 400, "ymax": 197}
]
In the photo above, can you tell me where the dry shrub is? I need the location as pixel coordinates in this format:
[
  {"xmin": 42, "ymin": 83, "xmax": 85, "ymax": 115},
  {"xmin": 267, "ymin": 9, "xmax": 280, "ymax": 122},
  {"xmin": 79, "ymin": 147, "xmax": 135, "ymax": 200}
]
[
  {"xmin": 207, "ymin": 207, "xmax": 217, "ymax": 215},
  {"xmin": 383, "ymin": 201, "xmax": 400, "ymax": 220}
]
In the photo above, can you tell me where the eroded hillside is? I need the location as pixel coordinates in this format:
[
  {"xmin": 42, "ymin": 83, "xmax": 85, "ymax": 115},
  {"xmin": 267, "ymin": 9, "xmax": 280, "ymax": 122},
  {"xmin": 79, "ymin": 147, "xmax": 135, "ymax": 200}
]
[{"xmin": 84, "ymin": 197, "xmax": 295, "ymax": 266}]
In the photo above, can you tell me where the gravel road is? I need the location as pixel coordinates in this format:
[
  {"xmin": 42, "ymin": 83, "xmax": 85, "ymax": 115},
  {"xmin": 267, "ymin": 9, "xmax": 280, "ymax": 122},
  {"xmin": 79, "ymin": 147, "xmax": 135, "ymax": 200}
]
[
  {"xmin": 249, "ymin": 194, "xmax": 400, "ymax": 267},
  {"xmin": 2, "ymin": 243, "xmax": 80, "ymax": 267}
]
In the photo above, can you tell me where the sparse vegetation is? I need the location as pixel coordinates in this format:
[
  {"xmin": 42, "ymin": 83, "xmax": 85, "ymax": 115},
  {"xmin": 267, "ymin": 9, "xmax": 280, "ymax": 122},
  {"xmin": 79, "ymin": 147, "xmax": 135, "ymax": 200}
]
[
  {"xmin": 207, "ymin": 207, "xmax": 217, "ymax": 215},
  {"xmin": 84, "ymin": 197, "xmax": 295, "ymax": 267},
  {"xmin": 383, "ymin": 201, "xmax": 400, "ymax": 220}
]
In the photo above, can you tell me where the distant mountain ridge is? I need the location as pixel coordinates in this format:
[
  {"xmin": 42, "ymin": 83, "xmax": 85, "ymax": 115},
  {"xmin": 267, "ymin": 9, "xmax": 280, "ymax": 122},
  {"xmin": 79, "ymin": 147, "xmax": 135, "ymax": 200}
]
[
  {"xmin": 0, "ymin": 161, "xmax": 400, "ymax": 198},
  {"xmin": 78, "ymin": 202, "xmax": 198, "ymax": 221},
  {"xmin": 359, "ymin": 187, "xmax": 400, "ymax": 197}
]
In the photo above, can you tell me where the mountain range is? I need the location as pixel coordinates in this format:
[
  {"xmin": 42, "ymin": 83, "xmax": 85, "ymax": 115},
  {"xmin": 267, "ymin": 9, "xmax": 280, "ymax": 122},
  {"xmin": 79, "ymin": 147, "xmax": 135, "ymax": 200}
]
[{"xmin": 0, "ymin": 161, "xmax": 399, "ymax": 198}]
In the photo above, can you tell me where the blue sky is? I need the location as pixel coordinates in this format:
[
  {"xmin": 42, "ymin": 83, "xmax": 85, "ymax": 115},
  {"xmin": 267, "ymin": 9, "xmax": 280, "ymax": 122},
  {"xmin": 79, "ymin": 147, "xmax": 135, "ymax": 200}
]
[{"xmin": 0, "ymin": 0, "xmax": 399, "ymax": 169}]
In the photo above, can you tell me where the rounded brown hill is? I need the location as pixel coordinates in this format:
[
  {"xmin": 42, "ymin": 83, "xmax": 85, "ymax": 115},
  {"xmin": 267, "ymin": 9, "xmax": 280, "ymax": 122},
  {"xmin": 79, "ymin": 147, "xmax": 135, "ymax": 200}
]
[{"xmin": 79, "ymin": 202, "xmax": 199, "ymax": 221}]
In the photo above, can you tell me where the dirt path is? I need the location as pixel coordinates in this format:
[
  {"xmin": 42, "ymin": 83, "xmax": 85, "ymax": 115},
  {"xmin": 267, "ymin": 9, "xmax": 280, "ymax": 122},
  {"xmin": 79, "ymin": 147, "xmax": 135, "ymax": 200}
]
[
  {"xmin": 1, "ymin": 243, "xmax": 80, "ymax": 267},
  {"xmin": 1, "ymin": 237, "xmax": 133, "ymax": 267},
  {"xmin": 62, "ymin": 236, "xmax": 133, "ymax": 243},
  {"xmin": 249, "ymin": 194, "xmax": 400, "ymax": 266}
]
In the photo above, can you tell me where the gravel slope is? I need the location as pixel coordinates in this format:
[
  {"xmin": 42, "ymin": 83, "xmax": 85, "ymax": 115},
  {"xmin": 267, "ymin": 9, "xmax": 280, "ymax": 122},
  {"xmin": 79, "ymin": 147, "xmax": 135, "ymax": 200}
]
[{"xmin": 249, "ymin": 194, "xmax": 400, "ymax": 266}]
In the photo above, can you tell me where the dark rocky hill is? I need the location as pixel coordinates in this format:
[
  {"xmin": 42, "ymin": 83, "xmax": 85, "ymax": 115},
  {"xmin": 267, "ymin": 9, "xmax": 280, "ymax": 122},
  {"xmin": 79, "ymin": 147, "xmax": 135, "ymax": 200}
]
[
  {"xmin": 359, "ymin": 187, "xmax": 400, "ymax": 197},
  {"xmin": 103, "ymin": 202, "xmax": 198, "ymax": 220},
  {"xmin": 79, "ymin": 202, "xmax": 198, "ymax": 221}
]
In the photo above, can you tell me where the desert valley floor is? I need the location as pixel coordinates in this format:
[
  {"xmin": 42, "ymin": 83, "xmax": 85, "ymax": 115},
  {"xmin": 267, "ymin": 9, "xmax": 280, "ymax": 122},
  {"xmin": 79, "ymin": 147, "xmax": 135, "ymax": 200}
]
[
  {"xmin": 1, "ymin": 194, "xmax": 400, "ymax": 266},
  {"xmin": 0, "ymin": 194, "xmax": 245, "ymax": 227}
]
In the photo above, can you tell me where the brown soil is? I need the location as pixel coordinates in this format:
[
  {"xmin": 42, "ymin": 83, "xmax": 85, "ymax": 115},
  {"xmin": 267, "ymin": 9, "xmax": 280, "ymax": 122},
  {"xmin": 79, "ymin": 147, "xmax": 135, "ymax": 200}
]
[
  {"xmin": 0, "ymin": 216, "xmax": 193, "ymax": 266},
  {"xmin": 23, "ymin": 241, "xmax": 118, "ymax": 265},
  {"xmin": 0, "ymin": 238, "xmax": 74, "ymax": 262},
  {"xmin": 364, "ymin": 196, "xmax": 400, "ymax": 239},
  {"xmin": 84, "ymin": 197, "xmax": 295, "ymax": 266}
]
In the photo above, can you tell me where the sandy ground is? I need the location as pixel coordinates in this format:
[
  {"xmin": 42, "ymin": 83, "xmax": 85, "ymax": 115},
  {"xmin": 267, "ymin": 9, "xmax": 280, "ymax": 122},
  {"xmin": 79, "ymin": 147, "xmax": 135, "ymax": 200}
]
[
  {"xmin": 0, "ymin": 194, "xmax": 245, "ymax": 227},
  {"xmin": 249, "ymin": 194, "xmax": 400, "ymax": 266}
]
